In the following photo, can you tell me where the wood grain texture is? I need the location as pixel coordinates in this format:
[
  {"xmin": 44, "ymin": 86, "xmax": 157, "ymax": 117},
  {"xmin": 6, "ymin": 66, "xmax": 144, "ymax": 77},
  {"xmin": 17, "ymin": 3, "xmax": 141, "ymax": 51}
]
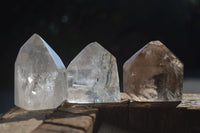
[
  {"xmin": 0, "ymin": 93, "xmax": 200, "ymax": 133},
  {"xmin": 0, "ymin": 107, "xmax": 54, "ymax": 133},
  {"xmin": 179, "ymin": 93, "xmax": 200, "ymax": 109},
  {"xmin": 32, "ymin": 123, "xmax": 85, "ymax": 133}
]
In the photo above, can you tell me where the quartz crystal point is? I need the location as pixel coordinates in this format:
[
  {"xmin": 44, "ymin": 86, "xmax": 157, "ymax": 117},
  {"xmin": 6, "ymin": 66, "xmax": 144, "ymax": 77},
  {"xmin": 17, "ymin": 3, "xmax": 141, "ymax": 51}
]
[
  {"xmin": 15, "ymin": 34, "xmax": 67, "ymax": 110},
  {"xmin": 123, "ymin": 41, "xmax": 183, "ymax": 102},
  {"xmin": 67, "ymin": 42, "xmax": 120, "ymax": 103}
]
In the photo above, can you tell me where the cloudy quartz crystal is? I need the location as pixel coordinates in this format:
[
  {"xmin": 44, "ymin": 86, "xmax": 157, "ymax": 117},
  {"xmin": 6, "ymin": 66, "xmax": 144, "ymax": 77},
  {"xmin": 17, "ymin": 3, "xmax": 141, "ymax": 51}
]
[
  {"xmin": 15, "ymin": 34, "xmax": 67, "ymax": 110},
  {"xmin": 123, "ymin": 41, "xmax": 183, "ymax": 102},
  {"xmin": 67, "ymin": 42, "xmax": 120, "ymax": 103}
]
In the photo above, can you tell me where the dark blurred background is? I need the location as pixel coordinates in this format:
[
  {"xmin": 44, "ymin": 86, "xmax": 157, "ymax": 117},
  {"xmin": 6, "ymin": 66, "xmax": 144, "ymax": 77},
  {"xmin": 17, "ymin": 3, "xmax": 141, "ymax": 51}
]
[{"xmin": 1, "ymin": 0, "xmax": 200, "ymax": 113}]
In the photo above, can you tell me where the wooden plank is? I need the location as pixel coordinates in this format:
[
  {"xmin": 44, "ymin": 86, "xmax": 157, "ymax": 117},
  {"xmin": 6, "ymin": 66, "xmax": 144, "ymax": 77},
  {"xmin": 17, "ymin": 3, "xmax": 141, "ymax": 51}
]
[
  {"xmin": 39, "ymin": 105, "xmax": 98, "ymax": 133},
  {"xmin": 32, "ymin": 123, "xmax": 85, "ymax": 133},
  {"xmin": 178, "ymin": 93, "xmax": 200, "ymax": 109},
  {"xmin": 0, "ymin": 93, "xmax": 200, "ymax": 133},
  {"xmin": 0, "ymin": 107, "xmax": 54, "ymax": 133},
  {"xmin": 95, "ymin": 93, "xmax": 200, "ymax": 133}
]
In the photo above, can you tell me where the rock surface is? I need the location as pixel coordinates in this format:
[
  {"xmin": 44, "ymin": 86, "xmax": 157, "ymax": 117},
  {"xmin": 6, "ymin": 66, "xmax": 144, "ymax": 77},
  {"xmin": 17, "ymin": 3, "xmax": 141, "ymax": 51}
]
[{"xmin": 123, "ymin": 41, "xmax": 183, "ymax": 101}]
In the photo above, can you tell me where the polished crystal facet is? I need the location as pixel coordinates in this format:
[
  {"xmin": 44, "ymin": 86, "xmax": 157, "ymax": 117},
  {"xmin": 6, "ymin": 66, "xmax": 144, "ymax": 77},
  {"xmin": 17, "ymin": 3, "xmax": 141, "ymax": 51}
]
[
  {"xmin": 67, "ymin": 42, "xmax": 120, "ymax": 103},
  {"xmin": 15, "ymin": 34, "xmax": 67, "ymax": 110},
  {"xmin": 123, "ymin": 41, "xmax": 183, "ymax": 102}
]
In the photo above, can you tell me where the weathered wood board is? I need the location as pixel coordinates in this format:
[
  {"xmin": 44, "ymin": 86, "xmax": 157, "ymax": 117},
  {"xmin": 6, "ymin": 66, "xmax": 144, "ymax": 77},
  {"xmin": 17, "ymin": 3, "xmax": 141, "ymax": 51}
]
[{"xmin": 0, "ymin": 93, "xmax": 200, "ymax": 133}]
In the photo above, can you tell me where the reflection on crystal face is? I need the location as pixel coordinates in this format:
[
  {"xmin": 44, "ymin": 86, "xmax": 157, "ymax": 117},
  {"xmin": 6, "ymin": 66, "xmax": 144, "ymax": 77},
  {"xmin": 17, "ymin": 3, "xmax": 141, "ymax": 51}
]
[
  {"xmin": 67, "ymin": 42, "xmax": 120, "ymax": 103},
  {"xmin": 15, "ymin": 33, "xmax": 67, "ymax": 110},
  {"xmin": 123, "ymin": 41, "xmax": 183, "ymax": 102}
]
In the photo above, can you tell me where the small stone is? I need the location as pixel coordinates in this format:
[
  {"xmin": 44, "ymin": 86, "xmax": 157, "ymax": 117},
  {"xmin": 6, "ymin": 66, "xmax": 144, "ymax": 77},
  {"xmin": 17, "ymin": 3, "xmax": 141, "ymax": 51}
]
[
  {"xmin": 67, "ymin": 42, "xmax": 120, "ymax": 103},
  {"xmin": 15, "ymin": 34, "xmax": 67, "ymax": 110},
  {"xmin": 123, "ymin": 41, "xmax": 183, "ymax": 102}
]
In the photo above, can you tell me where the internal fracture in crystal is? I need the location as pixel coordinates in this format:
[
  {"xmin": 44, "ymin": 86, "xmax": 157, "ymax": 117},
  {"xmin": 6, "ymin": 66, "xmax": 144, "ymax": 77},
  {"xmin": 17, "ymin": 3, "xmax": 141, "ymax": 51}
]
[
  {"xmin": 15, "ymin": 34, "xmax": 67, "ymax": 110},
  {"xmin": 67, "ymin": 42, "xmax": 120, "ymax": 103},
  {"xmin": 123, "ymin": 41, "xmax": 183, "ymax": 101}
]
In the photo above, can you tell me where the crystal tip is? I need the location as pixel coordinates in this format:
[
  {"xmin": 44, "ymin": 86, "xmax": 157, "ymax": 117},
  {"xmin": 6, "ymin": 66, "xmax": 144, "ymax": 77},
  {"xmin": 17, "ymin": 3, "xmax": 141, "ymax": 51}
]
[{"xmin": 149, "ymin": 40, "xmax": 163, "ymax": 46}]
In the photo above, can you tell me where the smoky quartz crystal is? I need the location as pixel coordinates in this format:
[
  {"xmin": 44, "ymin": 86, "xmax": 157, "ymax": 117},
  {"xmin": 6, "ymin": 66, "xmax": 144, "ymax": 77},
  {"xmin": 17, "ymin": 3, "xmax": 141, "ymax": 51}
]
[{"xmin": 123, "ymin": 41, "xmax": 183, "ymax": 102}]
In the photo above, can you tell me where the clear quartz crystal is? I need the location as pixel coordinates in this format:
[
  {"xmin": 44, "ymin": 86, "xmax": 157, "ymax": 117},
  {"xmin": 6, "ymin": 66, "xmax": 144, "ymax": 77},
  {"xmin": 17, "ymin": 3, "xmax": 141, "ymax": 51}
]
[
  {"xmin": 123, "ymin": 41, "xmax": 183, "ymax": 102},
  {"xmin": 15, "ymin": 34, "xmax": 67, "ymax": 110},
  {"xmin": 67, "ymin": 42, "xmax": 120, "ymax": 103}
]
